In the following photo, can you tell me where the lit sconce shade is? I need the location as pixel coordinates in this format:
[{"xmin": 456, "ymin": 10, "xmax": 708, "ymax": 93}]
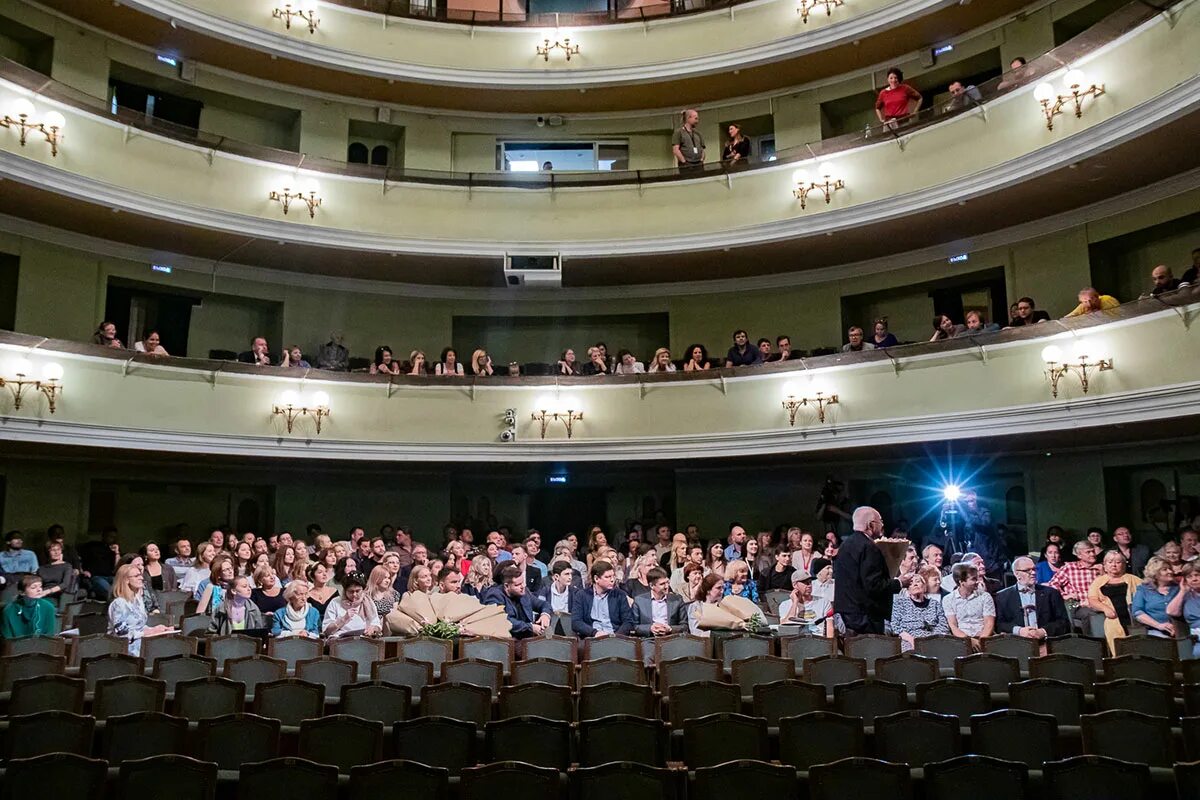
[
  {"xmin": 269, "ymin": 178, "xmax": 323, "ymax": 218},
  {"xmin": 0, "ymin": 358, "xmax": 63, "ymax": 412},
  {"xmin": 793, "ymin": 163, "xmax": 845, "ymax": 209},
  {"xmin": 1, "ymin": 99, "xmax": 66, "ymax": 156},
  {"xmin": 537, "ymin": 36, "xmax": 581, "ymax": 62},
  {"xmin": 309, "ymin": 390, "xmax": 330, "ymax": 408},
  {"xmin": 1040, "ymin": 345, "xmax": 1063, "ymax": 364},
  {"xmin": 797, "ymin": 0, "xmax": 845, "ymax": 23},
  {"xmin": 782, "ymin": 382, "xmax": 839, "ymax": 426},
  {"xmin": 1034, "ymin": 68, "xmax": 1105, "ymax": 130},
  {"xmin": 279, "ymin": 389, "xmax": 300, "ymax": 407},
  {"xmin": 273, "ymin": 1, "xmax": 319, "ymax": 33},
  {"xmin": 272, "ymin": 388, "xmax": 330, "ymax": 434},
  {"xmin": 1041, "ymin": 339, "xmax": 1113, "ymax": 398},
  {"xmin": 531, "ymin": 397, "xmax": 584, "ymax": 439}
]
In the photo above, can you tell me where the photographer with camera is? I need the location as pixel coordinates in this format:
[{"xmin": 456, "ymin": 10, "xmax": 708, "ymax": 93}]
[{"xmin": 816, "ymin": 477, "xmax": 852, "ymax": 539}]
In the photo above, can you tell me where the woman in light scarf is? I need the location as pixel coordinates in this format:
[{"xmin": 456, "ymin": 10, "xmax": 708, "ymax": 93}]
[{"xmin": 271, "ymin": 580, "xmax": 320, "ymax": 638}]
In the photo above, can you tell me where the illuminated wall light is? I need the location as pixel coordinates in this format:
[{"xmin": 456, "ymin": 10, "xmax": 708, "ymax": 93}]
[
  {"xmin": 273, "ymin": 1, "xmax": 319, "ymax": 33},
  {"xmin": 1, "ymin": 98, "xmax": 66, "ymax": 157},
  {"xmin": 792, "ymin": 163, "xmax": 845, "ymax": 209},
  {"xmin": 797, "ymin": 0, "xmax": 844, "ymax": 23},
  {"xmin": 1041, "ymin": 341, "xmax": 1113, "ymax": 398},
  {"xmin": 0, "ymin": 358, "xmax": 64, "ymax": 413},
  {"xmin": 272, "ymin": 389, "xmax": 330, "ymax": 434},
  {"xmin": 269, "ymin": 178, "xmax": 322, "ymax": 218},
  {"xmin": 536, "ymin": 33, "xmax": 580, "ymax": 62},
  {"xmin": 1034, "ymin": 69, "xmax": 1105, "ymax": 130},
  {"xmin": 531, "ymin": 395, "xmax": 583, "ymax": 439},
  {"xmin": 781, "ymin": 381, "xmax": 839, "ymax": 426}
]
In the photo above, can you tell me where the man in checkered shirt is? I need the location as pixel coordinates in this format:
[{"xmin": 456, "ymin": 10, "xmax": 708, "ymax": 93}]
[{"xmin": 1048, "ymin": 540, "xmax": 1103, "ymax": 633}]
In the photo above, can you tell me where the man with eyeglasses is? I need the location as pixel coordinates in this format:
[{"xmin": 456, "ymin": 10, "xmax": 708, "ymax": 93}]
[
  {"xmin": 1005, "ymin": 297, "xmax": 1051, "ymax": 327},
  {"xmin": 995, "ymin": 556, "xmax": 1070, "ymax": 642},
  {"xmin": 833, "ymin": 506, "xmax": 913, "ymax": 635}
]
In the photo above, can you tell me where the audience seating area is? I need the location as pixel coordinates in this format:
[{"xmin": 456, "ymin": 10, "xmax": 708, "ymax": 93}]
[{"xmin": 2, "ymin": 631, "xmax": 1199, "ymax": 799}]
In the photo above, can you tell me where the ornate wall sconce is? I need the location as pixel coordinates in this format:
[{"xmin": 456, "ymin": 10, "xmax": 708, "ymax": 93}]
[
  {"xmin": 270, "ymin": 180, "xmax": 322, "ymax": 218},
  {"xmin": 0, "ymin": 358, "xmax": 63, "ymax": 413},
  {"xmin": 797, "ymin": 0, "xmax": 844, "ymax": 23},
  {"xmin": 537, "ymin": 38, "xmax": 580, "ymax": 62},
  {"xmin": 1041, "ymin": 342, "xmax": 1113, "ymax": 398},
  {"xmin": 782, "ymin": 389, "xmax": 839, "ymax": 426},
  {"xmin": 793, "ymin": 164, "xmax": 844, "ymax": 209},
  {"xmin": 273, "ymin": 1, "xmax": 319, "ymax": 33},
  {"xmin": 272, "ymin": 390, "xmax": 330, "ymax": 434},
  {"xmin": 2, "ymin": 98, "xmax": 66, "ymax": 157},
  {"xmin": 531, "ymin": 397, "xmax": 583, "ymax": 439},
  {"xmin": 1034, "ymin": 69, "xmax": 1105, "ymax": 130}
]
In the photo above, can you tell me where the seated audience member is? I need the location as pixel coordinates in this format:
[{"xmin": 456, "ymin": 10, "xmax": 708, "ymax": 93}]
[
  {"xmin": 1131, "ymin": 556, "xmax": 1180, "ymax": 638},
  {"xmin": 38, "ymin": 541, "xmax": 77, "ymax": 601},
  {"xmin": 1065, "ymin": 287, "xmax": 1120, "ymax": 317},
  {"xmin": 1036, "ymin": 542, "xmax": 1064, "ymax": 584},
  {"xmin": 613, "ymin": 349, "xmax": 645, "ymax": 374},
  {"xmin": 779, "ymin": 570, "xmax": 834, "ymax": 636},
  {"xmin": 407, "ymin": 350, "xmax": 427, "ymax": 376},
  {"xmin": 1183, "ymin": 247, "xmax": 1199, "ymax": 285},
  {"xmin": 134, "ymin": 331, "xmax": 168, "ymax": 356},
  {"xmin": 683, "ymin": 344, "xmax": 712, "ymax": 371},
  {"xmin": 721, "ymin": 122, "xmax": 750, "ymax": 163},
  {"xmin": 625, "ymin": 551, "xmax": 657, "ymax": 597},
  {"xmin": 1, "ymin": 574, "xmax": 60, "ymax": 638},
  {"xmin": 368, "ymin": 564, "xmax": 402, "ymax": 617},
  {"xmin": 1, "ymin": 530, "xmax": 39, "ymax": 575},
  {"xmin": 1146, "ymin": 265, "xmax": 1181, "ymax": 297},
  {"xmin": 272, "ymin": 580, "xmax": 321, "ymax": 637},
  {"xmin": 889, "ymin": 572, "xmax": 949, "ymax": 650},
  {"xmin": 757, "ymin": 338, "xmax": 773, "ymax": 361},
  {"xmin": 809, "ymin": 557, "xmax": 835, "ymax": 603},
  {"xmin": 875, "ymin": 67, "xmax": 923, "ymax": 127},
  {"xmin": 92, "ymin": 321, "xmax": 125, "ymax": 349},
  {"xmin": 1048, "ymin": 540, "xmax": 1103, "ymax": 631},
  {"xmin": 536, "ymin": 560, "xmax": 577, "ymax": 614},
  {"xmin": 944, "ymin": 80, "xmax": 982, "ymax": 113},
  {"xmin": 595, "ymin": 343, "xmax": 616, "ymax": 372},
  {"xmin": 579, "ymin": 346, "xmax": 609, "ymax": 376},
  {"xmin": 1110, "ymin": 526, "xmax": 1151, "ymax": 577},
  {"xmin": 164, "ymin": 536, "xmax": 194, "ymax": 579},
  {"xmin": 315, "ymin": 334, "xmax": 349, "ymax": 371},
  {"xmin": 1183, "ymin": 528, "xmax": 1200, "ymax": 562},
  {"xmin": 995, "ymin": 556, "xmax": 1070, "ymax": 641},
  {"xmin": 1087, "ymin": 550, "xmax": 1141, "ymax": 655},
  {"xmin": 196, "ymin": 555, "xmax": 235, "ymax": 613},
  {"xmin": 1166, "ymin": 564, "xmax": 1200, "ymax": 658},
  {"xmin": 921, "ymin": 544, "xmax": 945, "ymax": 575},
  {"xmin": 1006, "ymin": 296, "xmax": 1052, "ymax": 327},
  {"xmin": 870, "ymin": 320, "xmax": 899, "ymax": 348},
  {"xmin": 209, "ymin": 576, "xmax": 266, "ymax": 634},
  {"xmin": 942, "ymin": 562, "xmax": 995, "ymax": 650},
  {"xmin": 940, "ymin": 553, "xmax": 1000, "ymax": 595},
  {"xmin": 405, "ymin": 565, "xmax": 435, "ymax": 597},
  {"xmin": 107, "ymin": 564, "xmax": 172, "ymax": 656},
  {"xmin": 955, "ymin": 310, "xmax": 1000, "ymax": 336},
  {"xmin": 997, "ymin": 56, "xmax": 1028, "ymax": 90},
  {"xmin": 725, "ymin": 330, "xmax": 762, "ymax": 367},
  {"xmin": 919, "ymin": 564, "xmax": 945, "ymax": 599},
  {"xmin": 251, "ymin": 565, "xmax": 286, "ymax": 617},
  {"xmin": 1085, "ymin": 526, "xmax": 1106, "ymax": 552},
  {"xmin": 436, "ymin": 347, "xmax": 464, "ymax": 376},
  {"xmin": 437, "ymin": 567, "xmax": 464, "ymax": 594},
  {"xmin": 842, "ymin": 326, "xmax": 876, "ymax": 353},
  {"xmin": 678, "ymin": 561, "xmax": 705, "ymax": 598},
  {"xmin": 723, "ymin": 559, "xmax": 759, "ymax": 602},
  {"xmin": 486, "ymin": 565, "xmax": 551, "ymax": 638},
  {"xmin": 769, "ymin": 335, "xmax": 796, "ymax": 362},
  {"xmin": 632, "ymin": 567, "xmax": 688, "ymax": 636},
  {"xmin": 238, "ymin": 337, "xmax": 273, "ymax": 366},
  {"xmin": 280, "ymin": 345, "xmax": 310, "ymax": 369},
  {"xmin": 558, "ymin": 349, "xmax": 579, "ymax": 376},
  {"xmin": 323, "ymin": 572, "xmax": 382, "ymax": 637},
  {"xmin": 647, "ymin": 347, "xmax": 676, "ymax": 373},
  {"xmin": 470, "ymin": 349, "xmax": 495, "ymax": 376},
  {"xmin": 464, "ymin": 555, "xmax": 494, "ymax": 597},
  {"xmin": 929, "ymin": 314, "xmax": 965, "ymax": 341},
  {"xmin": 571, "ymin": 560, "xmax": 634, "ymax": 638},
  {"xmin": 688, "ymin": 573, "xmax": 727, "ymax": 636},
  {"xmin": 762, "ymin": 547, "xmax": 796, "ymax": 592},
  {"xmin": 370, "ymin": 346, "xmax": 400, "ymax": 375}
]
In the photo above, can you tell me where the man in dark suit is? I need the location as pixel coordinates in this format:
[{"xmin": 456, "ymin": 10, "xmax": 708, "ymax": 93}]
[
  {"xmin": 571, "ymin": 559, "xmax": 634, "ymax": 638},
  {"xmin": 534, "ymin": 561, "xmax": 577, "ymax": 636},
  {"xmin": 995, "ymin": 556, "xmax": 1071, "ymax": 639},
  {"xmin": 485, "ymin": 565, "xmax": 551, "ymax": 639},
  {"xmin": 632, "ymin": 567, "xmax": 688, "ymax": 637},
  {"xmin": 833, "ymin": 506, "xmax": 912, "ymax": 635}
]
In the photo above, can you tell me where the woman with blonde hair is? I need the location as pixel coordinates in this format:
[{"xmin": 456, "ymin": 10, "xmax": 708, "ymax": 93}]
[
  {"xmin": 271, "ymin": 580, "xmax": 321, "ymax": 638},
  {"xmin": 107, "ymin": 564, "xmax": 172, "ymax": 655},
  {"xmin": 647, "ymin": 347, "xmax": 676, "ymax": 373},
  {"xmin": 470, "ymin": 349, "xmax": 493, "ymax": 377},
  {"xmin": 723, "ymin": 559, "xmax": 759, "ymax": 602},
  {"xmin": 1131, "ymin": 556, "xmax": 1180, "ymax": 638},
  {"xmin": 586, "ymin": 528, "xmax": 608, "ymax": 571},
  {"xmin": 464, "ymin": 555, "xmax": 493, "ymax": 596},
  {"xmin": 406, "ymin": 564, "xmax": 434, "ymax": 596},
  {"xmin": 250, "ymin": 563, "xmax": 286, "ymax": 617},
  {"xmin": 209, "ymin": 575, "xmax": 266, "ymax": 635},
  {"xmin": 1087, "ymin": 550, "xmax": 1143, "ymax": 655},
  {"xmin": 368, "ymin": 564, "xmax": 401, "ymax": 617},
  {"xmin": 180, "ymin": 542, "xmax": 216, "ymax": 594}
]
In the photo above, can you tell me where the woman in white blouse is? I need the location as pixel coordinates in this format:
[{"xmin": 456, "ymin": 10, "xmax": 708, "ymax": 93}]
[
  {"xmin": 322, "ymin": 572, "xmax": 382, "ymax": 637},
  {"xmin": 134, "ymin": 331, "xmax": 168, "ymax": 356}
]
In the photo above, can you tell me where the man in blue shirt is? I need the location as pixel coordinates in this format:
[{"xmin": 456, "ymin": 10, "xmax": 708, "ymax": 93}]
[
  {"xmin": 0, "ymin": 531, "xmax": 39, "ymax": 576},
  {"xmin": 571, "ymin": 560, "xmax": 634, "ymax": 638},
  {"xmin": 724, "ymin": 524, "xmax": 747, "ymax": 563}
]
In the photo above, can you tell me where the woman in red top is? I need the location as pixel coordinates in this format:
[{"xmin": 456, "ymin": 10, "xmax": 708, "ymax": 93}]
[{"xmin": 875, "ymin": 67, "xmax": 923, "ymax": 126}]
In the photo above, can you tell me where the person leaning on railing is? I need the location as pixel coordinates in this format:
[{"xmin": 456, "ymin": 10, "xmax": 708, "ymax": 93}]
[{"xmin": 875, "ymin": 67, "xmax": 923, "ymax": 130}]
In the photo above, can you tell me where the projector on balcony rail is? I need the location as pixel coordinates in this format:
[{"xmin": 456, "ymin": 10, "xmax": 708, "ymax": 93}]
[{"xmin": 504, "ymin": 254, "xmax": 562, "ymax": 288}]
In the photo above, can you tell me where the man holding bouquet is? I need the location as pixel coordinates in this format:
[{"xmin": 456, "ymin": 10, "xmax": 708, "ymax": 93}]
[{"xmin": 834, "ymin": 506, "xmax": 913, "ymax": 634}]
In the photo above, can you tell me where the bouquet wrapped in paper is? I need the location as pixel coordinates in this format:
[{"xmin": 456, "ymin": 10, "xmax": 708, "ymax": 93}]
[
  {"xmin": 384, "ymin": 591, "xmax": 513, "ymax": 639},
  {"xmin": 697, "ymin": 595, "xmax": 770, "ymax": 633},
  {"xmin": 874, "ymin": 537, "xmax": 913, "ymax": 578}
]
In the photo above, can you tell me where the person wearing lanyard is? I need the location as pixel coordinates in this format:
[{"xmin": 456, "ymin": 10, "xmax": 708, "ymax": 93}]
[{"xmin": 672, "ymin": 109, "xmax": 706, "ymax": 170}]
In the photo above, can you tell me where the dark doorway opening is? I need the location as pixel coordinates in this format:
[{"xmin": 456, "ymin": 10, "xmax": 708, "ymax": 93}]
[{"xmin": 529, "ymin": 488, "xmax": 609, "ymax": 539}]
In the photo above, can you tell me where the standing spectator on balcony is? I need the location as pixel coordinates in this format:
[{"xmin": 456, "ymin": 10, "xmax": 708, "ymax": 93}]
[
  {"xmin": 842, "ymin": 326, "xmax": 875, "ymax": 353},
  {"xmin": 315, "ymin": 333, "xmax": 349, "ymax": 371},
  {"xmin": 238, "ymin": 337, "xmax": 272, "ymax": 366},
  {"xmin": 370, "ymin": 346, "xmax": 400, "ymax": 375},
  {"xmin": 1064, "ymin": 287, "xmax": 1120, "ymax": 317},
  {"xmin": 929, "ymin": 314, "xmax": 965, "ymax": 342},
  {"xmin": 871, "ymin": 320, "xmax": 899, "ymax": 348},
  {"xmin": 613, "ymin": 350, "xmax": 645, "ymax": 374},
  {"xmin": 1182, "ymin": 248, "xmax": 1199, "ymax": 285},
  {"xmin": 280, "ymin": 345, "xmax": 310, "ymax": 369},
  {"xmin": 648, "ymin": 348, "xmax": 676, "ymax": 372},
  {"xmin": 471, "ymin": 349, "xmax": 494, "ymax": 376},
  {"xmin": 672, "ymin": 109, "xmax": 706, "ymax": 169},
  {"xmin": 92, "ymin": 321, "xmax": 124, "ymax": 349},
  {"xmin": 134, "ymin": 331, "xmax": 168, "ymax": 356},
  {"xmin": 436, "ymin": 347, "xmax": 464, "ymax": 376},
  {"xmin": 943, "ymin": 80, "xmax": 982, "ymax": 113},
  {"xmin": 558, "ymin": 349, "xmax": 580, "ymax": 375},
  {"xmin": 725, "ymin": 330, "xmax": 762, "ymax": 367},
  {"xmin": 683, "ymin": 344, "xmax": 712, "ymax": 371},
  {"xmin": 1146, "ymin": 265, "xmax": 1181, "ymax": 297},
  {"xmin": 721, "ymin": 123, "xmax": 750, "ymax": 164},
  {"xmin": 875, "ymin": 67, "xmax": 923, "ymax": 128},
  {"xmin": 1006, "ymin": 297, "xmax": 1052, "ymax": 327}
]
